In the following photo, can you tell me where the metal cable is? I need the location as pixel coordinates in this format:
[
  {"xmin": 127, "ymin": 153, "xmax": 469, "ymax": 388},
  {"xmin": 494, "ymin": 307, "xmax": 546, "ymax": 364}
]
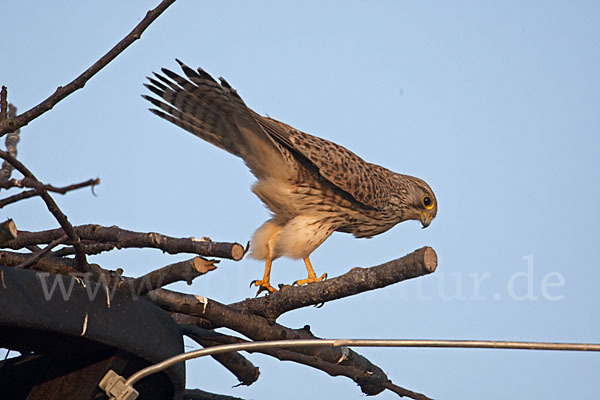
[{"xmin": 125, "ymin": 338, "xmax": 600, "ymax": 387}]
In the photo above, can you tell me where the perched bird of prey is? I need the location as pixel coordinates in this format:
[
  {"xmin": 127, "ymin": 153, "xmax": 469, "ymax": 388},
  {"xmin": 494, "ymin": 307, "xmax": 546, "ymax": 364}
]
[{"xmin": 143, "ymin": 60, "xmax": 437, "ymax": 295}]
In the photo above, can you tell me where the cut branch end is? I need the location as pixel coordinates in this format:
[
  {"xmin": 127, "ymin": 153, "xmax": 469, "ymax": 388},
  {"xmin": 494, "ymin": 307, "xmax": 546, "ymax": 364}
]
[
  {"xmin": 0, "ymin": 219, "xmax": 18, "ymax": 244},
  {"xmin": 422, "ymin": 246, "xmax": 437, "ymax": 273},
  {"xmin": 231, "ymin": 243, "xmax": 245, "ymax": 261}
]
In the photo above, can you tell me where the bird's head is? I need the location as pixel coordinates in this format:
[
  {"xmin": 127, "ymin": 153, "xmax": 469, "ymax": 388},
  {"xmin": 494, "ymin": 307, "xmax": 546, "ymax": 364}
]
[{"xmin": 391, "ymin": 175, "xmax": 437, "ymax": 229}]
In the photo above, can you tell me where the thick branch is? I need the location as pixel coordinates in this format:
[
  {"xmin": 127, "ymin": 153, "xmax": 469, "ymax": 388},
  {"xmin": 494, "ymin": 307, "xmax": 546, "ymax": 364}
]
[
  {"xmin": 181, "ymin": 324, "xmax": 260, "ymax": 387},
  {"xmin": 0, "ymin": 250, "xmax": 77, "ymax": 275},
  {"xmin": 0, "ymin": 250, "xmax": 123, "ymax": 288},
  {"xmin": 124, "ymin": 257, "xmax": 218, "ymax": 296},
  {"xmin": 3, "ymin": 224, "xmax": 245, "ymax": 260},
  {"xmin": 231, "ymin": 247, "xmax": 437, "ymax": 321},
  {"xmin": 148, "ymin": 289, "xmax": 404, "ymax": 397},
  {"xmin": 0, "ymin": 0, "xmax": 176, "ymax": 136},
  {"xmin": 170, "ymin": 312, "xmax": 213, "ymax": 330},
  {"xmin": 0, "ymin": 249, "xmax": 217, "ymax": 293},
  {"xmin": 0, "ymin": 151, "xmax": 88, "ymax": 271}
]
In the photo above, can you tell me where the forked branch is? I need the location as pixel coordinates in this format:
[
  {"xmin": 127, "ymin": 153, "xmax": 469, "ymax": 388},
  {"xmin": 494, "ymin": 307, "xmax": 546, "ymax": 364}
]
[{"xmin": 0, "ymin": 151, "xmax": 89, "ymax": 271}]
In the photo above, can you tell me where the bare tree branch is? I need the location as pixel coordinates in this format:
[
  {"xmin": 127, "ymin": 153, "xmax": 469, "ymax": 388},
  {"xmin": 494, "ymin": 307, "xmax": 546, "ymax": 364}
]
[
  {"xmin": 230, "ymin": 246, "xmax": 437, "ymax": 321},
  {"xmin": 0, "ymin": 103, "xmax": 20, "ymax": 184},
  {"xmin": 0, "ymin": 176, "xmax": 100, "ymax": 192},
  {"xmin": 170, "ymin": 312, "xmax": 213, "ymax": 330},
  {"xmin": 3, "ymin": 224, "xmax": 245, "ymax": 260},
  {"xmin": 0, "ymin": 151, "xmax": 88, "ymax": 271},
  {"xmin": 124, "ymin": 257, "xmax": 218, "ymax": 296},
  {"xmin": 0, "ymin": 87, "xmax": 6, "ymax": 121},
  {"xmin": 0, "ymin": 0, "xmax": 177, "ymax": 137},
  {"xmin": 0, "ymin": 178, "xmax": 100, "ymax": 208},
  {"xmin": 15, "ymin": 235, "xmax": 68, "ymax": 269},
  {"xmin": 0, "ymin": 249, "xmax": 78, "ymax": 276},
  {"xmin": 383, "ymin": 382, "xmax": 433, "ymax": 400},
  {"xmin": 52, "ymin": 242, "xmax": 117, "ymax": 257}
]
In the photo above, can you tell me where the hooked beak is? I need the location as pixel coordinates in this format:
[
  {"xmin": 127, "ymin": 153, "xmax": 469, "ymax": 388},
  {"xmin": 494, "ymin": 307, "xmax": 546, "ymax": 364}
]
[{"xmin": 420, "ymin": 213, "xmax": 432, "ymax": 229}]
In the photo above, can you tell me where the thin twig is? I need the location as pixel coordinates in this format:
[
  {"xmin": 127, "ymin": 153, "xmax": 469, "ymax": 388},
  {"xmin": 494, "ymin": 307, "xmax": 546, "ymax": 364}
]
[
  {"xmin": 0, "ymin": 151, "xmax": 88, "ymax": 271},
  {"xmin": 0, "ymin": 0, "xmax": 176, "ymax": 137},
  {"xmin": 0, "ymin": 178, "xmax": 100, "ymax": 208},
  {"xmin": 0, "ymin": 176, "xmax": 100, "ymax": 192},
  {"xmin": 0, "ymin": 87, "xmax": 6, "ymax": 121},
  {"xmin": 16, "ymin": 235, "xmax": 68, "ymax": 269},
  {"xmin": 0, "ymin": 103, "xmax": 20, "ymax": 183}
]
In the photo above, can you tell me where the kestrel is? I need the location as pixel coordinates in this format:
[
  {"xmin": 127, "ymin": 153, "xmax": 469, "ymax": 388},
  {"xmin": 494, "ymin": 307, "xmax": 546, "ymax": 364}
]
[{"xmin": 143, "ymin": 60, "xmax": 437, "ymax": 294}]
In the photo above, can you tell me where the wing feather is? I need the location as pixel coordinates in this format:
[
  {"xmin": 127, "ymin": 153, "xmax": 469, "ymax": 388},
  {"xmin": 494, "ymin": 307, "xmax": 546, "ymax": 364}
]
[
  {"xmin": 143, "ymin": 61, "xmax": 296, "ymax": 180},
  {"xmin": 256, "ymin": 117, "xmax": 392, "ymax": 209}
]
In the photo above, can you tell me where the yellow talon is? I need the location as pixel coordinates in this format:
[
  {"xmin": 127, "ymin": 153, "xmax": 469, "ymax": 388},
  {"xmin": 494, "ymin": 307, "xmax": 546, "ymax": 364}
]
[
  {"xmin": 251, "ymin": 279, "xmax": 277, "ymax": 295},
  {"xmin": 251, "ymin": 257, "xmax": 277, "ymax": 295},
  {"xmin": 294, "ymin": 257, "xmax": 327, "ymax": 286}
]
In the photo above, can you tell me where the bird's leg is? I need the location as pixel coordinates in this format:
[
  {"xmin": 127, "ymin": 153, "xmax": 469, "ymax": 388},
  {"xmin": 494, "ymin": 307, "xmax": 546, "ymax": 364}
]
[
  {"xmin": 251, "ymin": 256, "xmax": 277, "ymax": 295},
  {"xmin": 293, "ymin": 257, "xmax": 327, "ymax": 286}
]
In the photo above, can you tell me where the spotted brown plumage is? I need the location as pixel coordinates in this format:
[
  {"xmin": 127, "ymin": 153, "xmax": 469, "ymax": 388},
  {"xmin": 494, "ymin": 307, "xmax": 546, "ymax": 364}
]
[{"xmin": 143, "ymin": 60, "xmax": 437, "ymax": 294}]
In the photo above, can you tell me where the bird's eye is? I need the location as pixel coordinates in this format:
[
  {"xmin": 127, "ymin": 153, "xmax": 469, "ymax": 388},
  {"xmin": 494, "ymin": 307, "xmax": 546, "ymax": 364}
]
[{"xmin": 422, "ymin": 195, "xmax": 434, "ymax": 210}]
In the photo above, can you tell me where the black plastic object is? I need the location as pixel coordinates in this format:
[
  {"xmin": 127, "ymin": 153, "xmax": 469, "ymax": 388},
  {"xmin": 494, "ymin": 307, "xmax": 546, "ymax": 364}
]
[{"xmin": 0, "ymin": 266, "xmax": 185, "ymax": 399}]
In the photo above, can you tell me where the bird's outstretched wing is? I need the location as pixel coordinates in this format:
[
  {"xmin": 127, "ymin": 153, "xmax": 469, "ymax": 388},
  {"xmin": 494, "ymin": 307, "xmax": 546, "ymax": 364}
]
[{"xmin": 144, "ymin": 61, "xmax": 393, "ymax": 209}]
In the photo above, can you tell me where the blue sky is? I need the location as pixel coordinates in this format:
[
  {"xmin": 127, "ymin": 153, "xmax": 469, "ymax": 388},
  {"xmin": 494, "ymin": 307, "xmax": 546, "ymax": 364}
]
[{"xmin": 2, "ymin": 1, "xmax": 599, "ymax": 398}]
